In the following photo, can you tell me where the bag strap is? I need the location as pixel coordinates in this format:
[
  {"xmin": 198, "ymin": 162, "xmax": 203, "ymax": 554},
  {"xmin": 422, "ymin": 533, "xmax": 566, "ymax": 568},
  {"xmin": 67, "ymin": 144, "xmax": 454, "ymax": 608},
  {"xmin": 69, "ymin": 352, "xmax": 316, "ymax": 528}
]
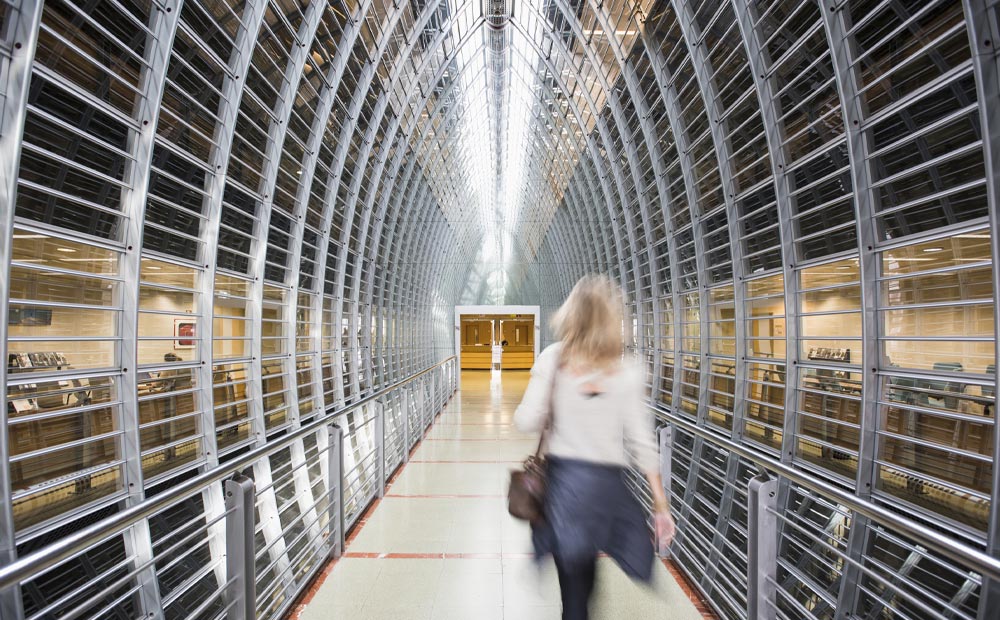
[{"xmin": 532, "ymin": 351, "xmax": 560, "ymax": 459}]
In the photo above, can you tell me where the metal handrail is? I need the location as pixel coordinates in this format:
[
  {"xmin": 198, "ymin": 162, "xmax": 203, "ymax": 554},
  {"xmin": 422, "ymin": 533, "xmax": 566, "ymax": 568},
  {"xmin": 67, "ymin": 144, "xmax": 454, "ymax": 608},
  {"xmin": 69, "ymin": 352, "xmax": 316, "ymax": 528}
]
[
  {"xmin": 651, "ymin": 403, "xmax": 1000, "ymax": 583},
  {"xmin": 0, "ymin": 356, "xmax": 457, "ymax": 591}
]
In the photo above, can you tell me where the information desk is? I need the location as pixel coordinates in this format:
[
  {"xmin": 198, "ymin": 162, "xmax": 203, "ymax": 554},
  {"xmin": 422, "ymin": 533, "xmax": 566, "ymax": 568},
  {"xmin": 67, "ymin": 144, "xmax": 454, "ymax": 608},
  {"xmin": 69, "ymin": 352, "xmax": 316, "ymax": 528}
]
[{"xmin": 461, "ymin": 345, "xmax": 534, "ymax": 369}]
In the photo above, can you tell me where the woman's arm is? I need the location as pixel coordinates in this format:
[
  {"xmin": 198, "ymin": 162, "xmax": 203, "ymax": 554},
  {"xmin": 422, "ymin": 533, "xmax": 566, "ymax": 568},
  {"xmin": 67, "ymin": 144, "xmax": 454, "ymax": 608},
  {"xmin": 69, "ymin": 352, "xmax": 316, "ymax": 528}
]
[
  {"xmin": 513, "ymin": 345, "xmax": 559, "ymax": 432},
  {"xmin": 623, "ymin": 363, "xmax": 676, "ymax": 548}
]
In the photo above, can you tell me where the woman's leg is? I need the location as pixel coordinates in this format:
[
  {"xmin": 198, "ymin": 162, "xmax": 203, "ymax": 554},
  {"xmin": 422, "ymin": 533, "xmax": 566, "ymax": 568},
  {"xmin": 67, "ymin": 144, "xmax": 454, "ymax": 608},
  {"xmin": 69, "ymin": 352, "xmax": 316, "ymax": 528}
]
[{"xmin": 554, "ymin": 555, "xmax": 597, "ymax": 620}]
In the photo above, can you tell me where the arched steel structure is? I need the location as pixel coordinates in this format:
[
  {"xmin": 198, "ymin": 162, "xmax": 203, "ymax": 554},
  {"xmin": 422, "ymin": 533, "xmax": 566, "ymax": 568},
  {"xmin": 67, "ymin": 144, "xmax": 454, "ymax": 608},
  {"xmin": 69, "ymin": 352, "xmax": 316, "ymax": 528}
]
[{"xmin": 0, "ymin": 0, "xmax": 999, "ymax": 619}]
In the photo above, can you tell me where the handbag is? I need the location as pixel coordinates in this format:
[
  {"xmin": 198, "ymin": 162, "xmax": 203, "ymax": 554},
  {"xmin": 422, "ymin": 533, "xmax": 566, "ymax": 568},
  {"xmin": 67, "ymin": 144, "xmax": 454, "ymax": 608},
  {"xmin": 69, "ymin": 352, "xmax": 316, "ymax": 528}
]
[{"xmin": 507, "ymin": 355, "xmax": 559, "ymax": 522}]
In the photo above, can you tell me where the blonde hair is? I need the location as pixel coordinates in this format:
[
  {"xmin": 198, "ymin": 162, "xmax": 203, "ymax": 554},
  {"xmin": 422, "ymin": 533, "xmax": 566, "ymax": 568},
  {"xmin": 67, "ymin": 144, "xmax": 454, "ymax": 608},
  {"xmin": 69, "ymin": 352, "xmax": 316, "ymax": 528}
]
[{"xmin": 551, "ymin": 275, "xmax": 625, "ymax": 370}]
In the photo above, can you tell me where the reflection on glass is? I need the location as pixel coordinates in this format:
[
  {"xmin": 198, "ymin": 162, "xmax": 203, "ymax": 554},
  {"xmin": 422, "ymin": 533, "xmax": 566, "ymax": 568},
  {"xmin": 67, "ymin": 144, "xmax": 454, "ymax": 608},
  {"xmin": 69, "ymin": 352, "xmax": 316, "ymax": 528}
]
[
  {"xmin": 7, "ymin": 341, "xmax": 116, "ymax": 374},
  {"xmin": 881, "ymin": 233, "xmax": 995, "ymax": 375},
  {"xmin": 744, "ymin": 361, "xmax": 785, "ymax": 450},
  {"xmin": 143, "ymin": 439, "xmax": 202, "ymax": 480},
  {"xmin": 708, "ymin": 285, "xmax": 735, "ymax": 357},
  {"xmin": 882, "ymin": 233, "xmax": 991, "ymax": 277},
  {"xmin": 297, "ymin": 357, "xmax": 317, "ymax": 418},
  {"xmin": 6, "ymin": 360, "xmax": 122, "ymax": 530},
  {"xmin": 9, "ymin": 266, "xmax": 117, "ymax": 306},
  {"xmin": 795, "ymin": 365, "xmax": 862, "ymax": 480},
  {"xmin": 262, "ymin": 293, "xmax": 287, "ymax": 356},
  {"xmin": 708, "ymin": 359, "xmax": 735, "ymax": 431},
  {"xmin": 8, "ymin": 235, "xmax": 121, "ymax": 376},
  {"xmin": 877, "ymin": 372, "xmax": 993, "ymax": 530},
  {"xmin": 8, "ymin": 392, "xmax": 122, "ymax": 528},
  {"xmin": 297, "ymin": 292, "xmax": 314, "ymax": 353},
  {"xmin": 138, "ymin": 274, "xmax": 198, "ymax": 365},
  {"xmin": 7, "ymin": 375, "xmax": 116, "ymax": 418},
  {"xmin": 660, "ymin": 353, "xmax": 675, "ymax": 404},
  {"xmin": 12, "ymin": 465, "xmax": 124, "ymax": 531},
  {"xmin": 11, "ymin": 230, "xmax": 119, "ymax": 274},
  {"xmin": 215, "ymin": 362, "xmax": 252, "ymax": 452},
  {"xmin": 679, "ymin": 355, "xmax": 699, "ymax": 416},
  {"xmin": 140, "ymin": 257, "xmax": 197, "ymax": 287},
  {"xmin": 263, "ymin": 359, "xmax": 290, "ymax": 430}
]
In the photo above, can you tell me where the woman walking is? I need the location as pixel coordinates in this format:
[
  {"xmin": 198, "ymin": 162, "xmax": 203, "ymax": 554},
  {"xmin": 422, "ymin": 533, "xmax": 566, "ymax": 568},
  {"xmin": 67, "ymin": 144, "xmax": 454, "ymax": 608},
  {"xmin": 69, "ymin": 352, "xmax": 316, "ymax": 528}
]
[{"xmin": 514, "ymin": 275, "xmax": 676, "ymax": 620}]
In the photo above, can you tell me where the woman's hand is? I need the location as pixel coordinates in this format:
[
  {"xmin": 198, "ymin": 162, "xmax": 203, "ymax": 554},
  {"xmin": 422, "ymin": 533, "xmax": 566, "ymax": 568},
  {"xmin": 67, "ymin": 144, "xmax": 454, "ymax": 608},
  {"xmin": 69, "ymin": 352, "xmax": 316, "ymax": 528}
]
[
  {"xmin": 644, "ymin": 471, "xmax": 675, "ymax": 553},
  {"xmin": 654, "ymin": 508, "xmax": 676, "ymax": 553}
]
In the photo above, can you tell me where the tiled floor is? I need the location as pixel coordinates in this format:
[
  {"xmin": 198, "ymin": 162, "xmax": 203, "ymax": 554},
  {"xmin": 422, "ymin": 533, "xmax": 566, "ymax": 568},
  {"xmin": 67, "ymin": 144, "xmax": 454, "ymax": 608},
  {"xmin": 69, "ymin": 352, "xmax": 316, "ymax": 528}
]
[{"xmin": 291, "ymin": 370, "xmax": 714, "ymax": 620}]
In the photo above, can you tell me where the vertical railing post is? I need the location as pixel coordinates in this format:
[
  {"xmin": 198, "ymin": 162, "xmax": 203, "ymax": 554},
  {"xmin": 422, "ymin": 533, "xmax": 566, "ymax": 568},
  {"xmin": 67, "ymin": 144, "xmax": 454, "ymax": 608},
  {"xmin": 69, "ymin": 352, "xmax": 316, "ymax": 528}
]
[
  {"xmin": 425, "ymin": 377, "xmax": 433, "ymax": 429},
  {"xmin": 748, "ymin": 472, "xmax": 778, "ymax": 620},
  {"xmin": 375, "ymin": 400, "xmax": 386, "ymax": 497},
  {"xmin": 327, "ymin": 424, "xmax": 345, "ymax": 559},
  {"xmin": 436, "ymin": 371, "xmax": 441, "ymax": 413},
  {"xmin": 428, "ymin": 372, "xmax": 435, "ymax": 413},
  {"xmin": 402, "ymin": 388, "xmax": 411, "ymax": 462},
  {"xmin": 658, "ymin": 424, "xmax": 674, "ymax": 558},
  {"xmin": 658, "ymin": 424, "xmax": 673, "ymax": 489},
  {"xmin": 224, "ymin": 475, "xmax": 256, "ymax": 620},
  {"xmin": 425, "ymin": 378, "xmax": 433, "ymax": 429},
  {"xmin": 420, "ymin": 377, "xmax": 431, "ymax": 436},
  {"xmin": 438, "ymin": 367, "xmax": 445, "ymax": 405},
  {"xmin": 658, "ymin": 424, "xmax": 673, "ymax": 485}
]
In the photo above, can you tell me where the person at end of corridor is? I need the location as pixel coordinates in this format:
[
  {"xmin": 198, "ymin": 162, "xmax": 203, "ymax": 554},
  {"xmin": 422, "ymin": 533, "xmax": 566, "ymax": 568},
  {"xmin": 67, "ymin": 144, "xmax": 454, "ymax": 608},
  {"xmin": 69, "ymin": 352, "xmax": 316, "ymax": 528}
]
[{"xmin": 514, "ymin": 274, "xmax": 676, "ymax": 620}]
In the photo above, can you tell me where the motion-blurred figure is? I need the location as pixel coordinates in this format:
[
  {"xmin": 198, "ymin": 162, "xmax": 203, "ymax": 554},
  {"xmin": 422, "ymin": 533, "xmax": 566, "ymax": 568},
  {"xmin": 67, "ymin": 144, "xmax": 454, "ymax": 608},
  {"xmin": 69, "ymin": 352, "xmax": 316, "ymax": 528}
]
[{"xmin": 514, "ymin": 275, "xmax": 675, "ymax": 620}]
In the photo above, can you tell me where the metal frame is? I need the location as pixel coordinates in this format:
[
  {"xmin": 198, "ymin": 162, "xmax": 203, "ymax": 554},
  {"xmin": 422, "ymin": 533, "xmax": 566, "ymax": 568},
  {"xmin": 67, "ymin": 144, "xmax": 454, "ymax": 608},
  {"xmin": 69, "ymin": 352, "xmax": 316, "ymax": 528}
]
[
  {"xmin": 193, "ymin": 0, "xmax": 270, "ymax": 591},
  {"xmin": 0, "ymin": 5, "xmax": 43, "ymax": 618},
  {"xmin": 116, "ymin": 4, "xmax": 184, "ymax": 617},
  {"xmin": 727, "ymin": 0, "xmax": 801, "ymax": 471},
  {"xmin": 667, "ymin": 4, "xmax": 751, "ymax": 598},
  {"xmin": 818, "ymin": 5, "xmax": 883, "ymax": 617},
  {"xmin": 243, "ymin": 6, "xmax": 328, "ymax": 601},
  {"xmin": 640, "ymin": 14, "xmax": 714, "ymax": 577},
  {"xmin": 962, "ymin": 2, "xmax": 1000, "ymax": 616}
]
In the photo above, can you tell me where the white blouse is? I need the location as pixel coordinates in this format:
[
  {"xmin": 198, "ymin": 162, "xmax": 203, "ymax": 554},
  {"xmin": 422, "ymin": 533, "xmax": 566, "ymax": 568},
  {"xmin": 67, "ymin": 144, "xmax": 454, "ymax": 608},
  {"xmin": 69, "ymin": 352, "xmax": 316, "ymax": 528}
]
[{"xmin": 513, "ymin": 343, "xmax": 659, "ymax": 473}]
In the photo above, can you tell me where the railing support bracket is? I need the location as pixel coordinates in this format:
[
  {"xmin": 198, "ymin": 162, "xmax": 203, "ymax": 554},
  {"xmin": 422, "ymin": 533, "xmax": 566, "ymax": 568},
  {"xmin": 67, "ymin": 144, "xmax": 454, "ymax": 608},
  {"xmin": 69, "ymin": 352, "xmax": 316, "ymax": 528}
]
[{"xmin": 224, "ymin": 475, "xmax": 256, "ymax": 620}]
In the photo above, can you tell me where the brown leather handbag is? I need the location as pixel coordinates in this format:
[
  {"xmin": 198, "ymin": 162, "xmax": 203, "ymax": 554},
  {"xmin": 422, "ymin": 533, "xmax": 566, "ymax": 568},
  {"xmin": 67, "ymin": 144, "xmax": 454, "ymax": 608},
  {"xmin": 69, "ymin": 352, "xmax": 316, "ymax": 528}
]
[{"xmin": 508, "ymin": 357, "xmax": 559, "ymax": 522}]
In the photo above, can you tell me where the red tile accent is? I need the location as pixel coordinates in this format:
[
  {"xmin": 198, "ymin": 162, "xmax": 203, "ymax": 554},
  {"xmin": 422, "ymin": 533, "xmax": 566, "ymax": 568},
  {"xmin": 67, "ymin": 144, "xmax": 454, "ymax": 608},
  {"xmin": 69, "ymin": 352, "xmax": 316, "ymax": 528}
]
[
  {"xmin": 434, "ymin": 423, "xmax": 513, "ymax": 426},
  {"xmin": 384, "ymin": 493, "xmax": 506, "ymax": 499},
  {"xmin": 342, "ymin": 552, "xmax": 535, "ymax": 559},
  {"xmin": 662, "ymin": 559, "xmax": 720, "ymax": 619},
  {"xmin": 285, "ymin": 557, "xmax": 340, "ymax": 620},
  {"xmin": 423, "ymin": 437, "xmax": 522, "ymax": 441},
  {"xmin": 409, "ymin": 459, "xmax": 522, "ymax": 464}
]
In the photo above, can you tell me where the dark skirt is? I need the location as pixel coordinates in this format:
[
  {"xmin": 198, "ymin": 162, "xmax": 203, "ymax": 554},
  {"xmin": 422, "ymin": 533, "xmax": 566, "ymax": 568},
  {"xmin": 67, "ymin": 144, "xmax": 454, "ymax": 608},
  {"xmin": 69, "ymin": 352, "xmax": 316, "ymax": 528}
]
[{"xmin": 531, "ymin": 456, "xmax": 655, "ymax": 581}]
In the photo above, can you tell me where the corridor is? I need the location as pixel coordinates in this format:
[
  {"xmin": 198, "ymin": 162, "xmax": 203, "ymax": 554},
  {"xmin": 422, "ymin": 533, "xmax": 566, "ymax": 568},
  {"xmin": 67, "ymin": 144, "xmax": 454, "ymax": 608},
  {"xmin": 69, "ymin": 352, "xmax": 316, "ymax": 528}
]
[{"xmin": 291, "ymin": 371, "xmax": 710, "ymax": 620}]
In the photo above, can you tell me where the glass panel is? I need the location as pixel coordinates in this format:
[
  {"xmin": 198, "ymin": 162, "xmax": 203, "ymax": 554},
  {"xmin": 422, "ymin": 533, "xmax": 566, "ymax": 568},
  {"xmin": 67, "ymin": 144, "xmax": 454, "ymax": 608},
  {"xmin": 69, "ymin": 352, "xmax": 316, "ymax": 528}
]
[{"xmin": 796, "ymin": 366, "xmax": 863, "ymax": 479}]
